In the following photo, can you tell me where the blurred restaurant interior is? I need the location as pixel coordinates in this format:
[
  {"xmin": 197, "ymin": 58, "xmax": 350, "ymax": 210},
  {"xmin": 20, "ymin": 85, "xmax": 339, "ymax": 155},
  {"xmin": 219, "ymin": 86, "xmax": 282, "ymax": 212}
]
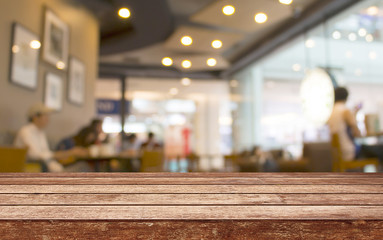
[{"xmin": 1, "ymin": 0, "xmax": 383, "ymax": 173}]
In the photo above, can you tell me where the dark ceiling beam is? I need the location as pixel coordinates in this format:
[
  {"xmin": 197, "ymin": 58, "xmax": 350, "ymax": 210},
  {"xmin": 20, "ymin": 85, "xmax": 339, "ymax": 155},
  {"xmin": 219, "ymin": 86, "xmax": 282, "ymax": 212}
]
[
  {"xmin": 99, "ymin": 63, "xmax": 221, "ymax": 79},
  {"xmin": 221, "ymin": 0, "xmax": 361, "ymax": 79}
]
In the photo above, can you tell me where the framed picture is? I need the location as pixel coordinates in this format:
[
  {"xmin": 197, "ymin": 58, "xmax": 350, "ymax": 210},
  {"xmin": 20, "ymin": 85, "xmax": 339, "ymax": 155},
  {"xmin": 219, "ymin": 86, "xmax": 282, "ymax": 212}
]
[
  {"xmin": 9, "ymin": 23, "xmax": 40, "ymax": 90},
  {"xmin": 42, "ymin": 9, "xmax": 69, "ymax": 70},
  {"xmin": 68, "ymin": 57, "xmax": 85, "ymax": 105},
  {"xmin": 44, "ymin": 72, "xmax": 63, "ymax": 111}
]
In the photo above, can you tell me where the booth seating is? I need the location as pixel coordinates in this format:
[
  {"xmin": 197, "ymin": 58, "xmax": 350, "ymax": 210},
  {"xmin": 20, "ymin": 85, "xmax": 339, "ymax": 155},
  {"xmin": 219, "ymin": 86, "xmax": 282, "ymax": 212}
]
[{"xmin": 0, "ymin": 172, "xmax": 382, "ymax": 239}]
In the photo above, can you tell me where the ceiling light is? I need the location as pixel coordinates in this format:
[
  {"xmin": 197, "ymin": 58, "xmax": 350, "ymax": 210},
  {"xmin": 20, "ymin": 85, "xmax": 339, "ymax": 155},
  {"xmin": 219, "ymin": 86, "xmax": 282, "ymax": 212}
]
[
  {"xmin": 305, "ymin": 39, "xmax": 315, "ymax": 48},
  {"xmin": 367, "ymin": 6, "xmax": 379, "ymax": 16},
  {"xmin": 255, "ymin": 13, "xmax": 268, "ymax": 24},
  {"xmin": 181, "ymin": 36, "xmax": 193, "ymax": 46},
  {"xmin": 279, "ymin": 0, "xmax": 293, "ymax": 5},
  {"xmin": 207, "ymin": 58, "xmax": 217, "ymax": 67},
  {"xmin": 348, "ymin": 33, "xmax": 357, "ymax": 41},
  {"xmin": 366, "ymin": 34, "xmax": 374, "ymax": 42},
  {"xmin": 292, "ymin": 64, "xmax": 301, "ymax": 72},
  {"xmin": 169, "ymin": 88, "xmax": 179, "ymax": 95},
  {"xmin": 230, "ymin": 80, "xmax": 238, "ymax": 88},
  {"xmin": 182, "ymin": 60, "xmax": 192, "ymax": 69},
  {"xmin": 118, "ymin": 8, "xmax": 131, "ymax": 18},
  {"xmin": 30, "ymin": 40, "xmax": 41, "ymax": 49},
  {"xmin": 345, "ymin": 51, "xmax": 352, "ymax": 58},
  {"xmin": 12, "ymin": 45, "xmax": 20, "ymax": 53},
  {"xmin": 369, "ymin": 51, "xmax": 377, "ymax": 60},
  {"xmin": 181, "ymin": 78, "xmax": 191, "ymax": 86},
  {"xmin": 212, "ymin": 40, "xmax": 223, "ymax": 49},
  {"xmin": 358, "ymin": 28, "xmax": 367, "ymax": 37},
  {"xmin": 332, "ymin": 31, "xmax": 341, "ymax": 40},
  {"xmin": 222, "ymin": 5, "xmax": 235, "ymax": 16},
  {"xmin": 56, "ymin": 61, "xmax": 65, "ymax": 70},
  {"xmin": 162, "ymin": 57, "xmax": 173, "ymax": 67}
]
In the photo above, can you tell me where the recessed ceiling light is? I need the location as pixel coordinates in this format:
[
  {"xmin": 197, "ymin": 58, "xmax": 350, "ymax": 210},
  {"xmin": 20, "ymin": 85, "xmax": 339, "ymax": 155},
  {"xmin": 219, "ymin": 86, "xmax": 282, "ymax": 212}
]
[
  {"xmin": 358, "ymin": 28, "xmax": 367, "ymax": 37},
  {"xmin": 222, "ymin": 5, "xmax": 235, "ymax": 16},
  {"xmin": 230, "ymin": 80, "xmax": 239, "ymax": 88},
  {"xmin": 332, "ymin": 31, "xmax": 341, "ymax": 40},
  {"xmin": 181, "ymin": 36, "xmax": 193, "ymax": 46},
  {"xmin": 56, "ymin": 61, "xmax": 65, "ymax": 70},
  {"xmin": 30, "ymin": 40, "xmax": 41, "ymax": 49},
  {"xmin": 279, "ymin": 0, "xmax": 293, "ymax": 5},
  {"xmin": 348, "ymin": 33, "xmax": 357, "ymax": 41},
  {"xmin": 367, "ymin": 6, "xmax": 379, "ymax": 16},
  {"xmin": 162, "ymin": 57, "xmax": 173, "ymax": 66},
  {"xmin": 182, "ymin": 60, "xmax": 192, "ymax": 69},
  {"xmin": 12, "ymin": 45, "xmax": 20, "ymax": 53},
  {"xmin": 207, "ymin": 58, "xmax": 217, "ymax": 67},
  {"xmin": 366, "ymin": 34, "xmax": 374, "ymax": 42},
  {"xmin": 181, "ymin": 78, "xmax": 191, "ymax": 86},
  {"xmin": 169, "ymin": 88, "xmax": 179, "ymax": 95},
  {"xmin": 292, "ymin": 64, "xmax": 301, "ymax": 72},
  {"xmin": 118, "ymin": 8, "xmax": 131, "ymax": 18},
  {"xmin": 255, "ymin": 13, "xmax": 268, "ymax": 23},
  {"xmin": 212, "ymin": 40, "xmax": 223, "ymax": 49},
  {"xmin": 369, "ymin": 51, "xmax": 377, "ymax": 60},
  {"xmin": 305, "ymin": 39, "xmax": 315, "ymax": 48}
]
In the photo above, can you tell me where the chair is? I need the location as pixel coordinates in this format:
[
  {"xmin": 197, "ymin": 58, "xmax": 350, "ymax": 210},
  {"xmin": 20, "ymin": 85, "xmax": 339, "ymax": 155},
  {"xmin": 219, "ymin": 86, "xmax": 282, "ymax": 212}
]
[
  {"xmin": 0, "ymin": 147, "xmax": 27, "ymax": 172},
  {"xmin": 224, "ymin": 154, "xmax": 239, "ymax": 172},
  {"xmin": 140, "ymin": 151, "xmax": 164, "ymax": 172},
  {"xmin": 331, "ymin": 133, "xmax": 379, "ymax": 172}
]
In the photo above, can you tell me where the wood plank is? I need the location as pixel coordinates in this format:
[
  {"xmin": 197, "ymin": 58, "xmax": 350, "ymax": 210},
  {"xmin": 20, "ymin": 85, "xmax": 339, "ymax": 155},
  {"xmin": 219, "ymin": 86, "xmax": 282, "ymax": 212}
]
[
  {"xmin": 1, "ymin": 184, "xmax": 381, "ymax": 194},
  {"xmin": 1, "ymin": 220, "xmax": 382, "ymax": 240},
  {"xmin": 1, "ymin": 172, "xmax": 382, "ymax": 178},
  {"xmin": 1, "ymin": 206, "xmax": 383, "ymax": 220},
  {"xmin": 0, "ymin": 177, "xmax": 382, "ymax": 185},
  {"xmin": 0, "ymin": 193, "xmax": 382, "ymax": 206}
]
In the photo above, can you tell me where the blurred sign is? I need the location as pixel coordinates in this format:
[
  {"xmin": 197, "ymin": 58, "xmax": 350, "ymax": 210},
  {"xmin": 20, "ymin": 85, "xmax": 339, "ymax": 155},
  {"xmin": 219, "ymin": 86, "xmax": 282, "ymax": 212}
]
[{"xmin": 97, "ymin": 99, "xmax": 129, "ymax": 115}]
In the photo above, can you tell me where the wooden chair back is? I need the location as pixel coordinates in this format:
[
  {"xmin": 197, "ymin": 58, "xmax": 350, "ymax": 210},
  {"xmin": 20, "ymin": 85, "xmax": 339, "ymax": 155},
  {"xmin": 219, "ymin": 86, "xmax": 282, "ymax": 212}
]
[
  {"xmin": 140, "ymin": 151, "xmax": 164, "ymax": 172},
  {"xmin": 0, "ymin": 146, "xmax": 27, "ymax": 172},
  {"xmin": 331, "ymin": 133, "xmax": 379, "ymax": 172}
]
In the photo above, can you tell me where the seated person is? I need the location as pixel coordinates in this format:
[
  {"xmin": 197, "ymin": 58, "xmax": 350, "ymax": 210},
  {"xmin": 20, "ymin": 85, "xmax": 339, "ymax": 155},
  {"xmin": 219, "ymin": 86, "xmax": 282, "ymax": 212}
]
[
  {"xmin": 14, "ymin": 103, "xmax": 88, "ymax": 172},
  {"xmin": 120, "ymin": 133, "xmax": 140, "ymax": 157},
  {"xmin": 140, "ymin": 132, "xmax": 161, "ymax": 151},
  {"xmin": 327, "ymin": 87, "xmax": 383, "ymax": 165}
]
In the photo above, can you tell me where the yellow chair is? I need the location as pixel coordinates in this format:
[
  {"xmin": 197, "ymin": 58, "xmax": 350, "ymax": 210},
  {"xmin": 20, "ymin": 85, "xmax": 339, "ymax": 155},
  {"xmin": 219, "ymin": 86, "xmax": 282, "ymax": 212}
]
[
  {"xmin": 0, "ymin": 147, "xmax": 27, "ymax": 172},
  {"xmin": 140, "ymin": 151, "xmax": 164, "ymax": 172},
  {"xmin": 331, "ymin": 133, "xmax": 379, "ymax": 172}
]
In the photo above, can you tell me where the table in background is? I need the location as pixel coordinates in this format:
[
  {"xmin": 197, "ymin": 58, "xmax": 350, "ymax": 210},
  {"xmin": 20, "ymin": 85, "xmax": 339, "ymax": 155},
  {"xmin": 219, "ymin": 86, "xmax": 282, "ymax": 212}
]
[{"xmin": 0, "ymin": 173, "xmax": 382, "ymax": 239}]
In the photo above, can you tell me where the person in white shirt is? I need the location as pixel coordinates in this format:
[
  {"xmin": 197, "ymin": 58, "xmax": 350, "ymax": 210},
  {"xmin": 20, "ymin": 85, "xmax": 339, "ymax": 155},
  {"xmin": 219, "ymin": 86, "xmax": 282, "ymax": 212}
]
[{"xmin": 14, "ymin": 103, "xmax": 88, "ymax": 172}]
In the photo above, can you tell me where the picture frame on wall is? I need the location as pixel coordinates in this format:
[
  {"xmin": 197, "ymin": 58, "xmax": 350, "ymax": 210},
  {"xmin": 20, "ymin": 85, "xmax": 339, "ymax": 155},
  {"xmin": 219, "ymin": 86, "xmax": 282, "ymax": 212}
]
[
  {"xmin": 68, "ymin": 57, "xmax": 85, "ymax": 105},
  {"xmin": 42, "ymin": 9, "xmax": 69, "ymax": 70},
  {"xmin": 44, "ymin": 72, "xmax": 63, "ymax": 111},
  {"xmin": 9, "ymin": 22, "xmax": 40, "ymax": 90}
]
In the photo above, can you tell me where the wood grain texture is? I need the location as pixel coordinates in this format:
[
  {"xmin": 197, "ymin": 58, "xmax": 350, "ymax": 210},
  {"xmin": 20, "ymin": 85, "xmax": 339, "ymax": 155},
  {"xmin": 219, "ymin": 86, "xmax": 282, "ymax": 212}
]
[
  {"xmin": 1, "ymin": 177, "xmax": 383, "ymax": 185},
  {"xmin": 0, "ymin": 220, "xmax": 382, "ymax": 240},
  {"xmin": 0, "ymin": 172, "xmax": 382, "ymax": 178},
  {"xmin": 1, "ymin": 184, "xmax": 382, "ymax": 194},
  {"xmin": 0, "ymin": 173, "xmax": 382, "ymax": 238},
  {"xmin": 1, "ymin": 206, "xmax": 383, "ymax": 220},
  {"xmin": 0, "ymin": 193, "xmax": 382, "ymax": 206}
]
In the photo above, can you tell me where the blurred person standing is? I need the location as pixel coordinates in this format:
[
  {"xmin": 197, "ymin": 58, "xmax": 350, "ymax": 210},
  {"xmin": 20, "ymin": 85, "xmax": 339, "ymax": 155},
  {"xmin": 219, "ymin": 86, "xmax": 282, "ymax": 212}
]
[{"xmin": 14, "ymin": 103, "xmax": 88, "ymax": 172}]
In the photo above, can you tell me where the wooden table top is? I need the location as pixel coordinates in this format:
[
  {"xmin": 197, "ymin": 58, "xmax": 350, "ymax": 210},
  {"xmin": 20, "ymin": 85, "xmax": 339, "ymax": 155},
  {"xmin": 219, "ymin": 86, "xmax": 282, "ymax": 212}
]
[
  {"xmin": 0, "ymin": 172, "xmax": 382, "ymax": 221},
  {"xmin": 1, "ymin": 172, "xmax": 383, "ymax": 239}
]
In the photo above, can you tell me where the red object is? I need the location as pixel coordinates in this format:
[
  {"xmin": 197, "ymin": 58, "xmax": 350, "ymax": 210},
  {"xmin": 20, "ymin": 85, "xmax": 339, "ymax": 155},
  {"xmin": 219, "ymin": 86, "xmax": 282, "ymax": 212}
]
[{"xmin": 182, "ymin": 128, "xmax": 190, "ymax": 156}]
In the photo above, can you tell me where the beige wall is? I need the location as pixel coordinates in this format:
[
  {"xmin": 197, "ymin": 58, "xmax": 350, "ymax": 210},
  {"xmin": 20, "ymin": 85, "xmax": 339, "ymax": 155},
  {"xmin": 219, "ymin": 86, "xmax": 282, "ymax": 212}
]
[{"xmin": 0, "ymin": 0, "xmax": 99, "ymax": 144}]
